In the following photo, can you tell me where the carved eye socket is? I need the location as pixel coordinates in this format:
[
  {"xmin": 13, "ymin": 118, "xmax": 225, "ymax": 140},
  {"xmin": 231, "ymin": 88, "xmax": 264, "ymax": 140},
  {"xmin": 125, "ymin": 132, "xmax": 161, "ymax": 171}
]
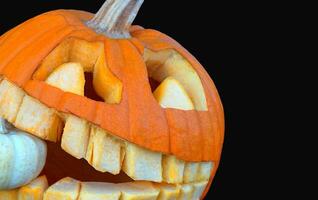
[
  {"xmin": 43, "ymin": 62, "xmax": 105, "ymax": 102},
  {"xmin": 144, "ymin": 49, "xmax": 208, "ymax": 111},
  {"xmin": 33, "ymin": 38, "xmax": 122, "ymax": 104}
]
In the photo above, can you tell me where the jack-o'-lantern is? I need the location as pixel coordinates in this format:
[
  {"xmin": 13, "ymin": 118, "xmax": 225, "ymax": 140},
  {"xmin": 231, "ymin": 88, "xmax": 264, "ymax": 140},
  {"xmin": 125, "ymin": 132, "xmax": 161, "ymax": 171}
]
[{"xmin": 0, "ymin": 0, "xmax": 224, "ymax": 199}]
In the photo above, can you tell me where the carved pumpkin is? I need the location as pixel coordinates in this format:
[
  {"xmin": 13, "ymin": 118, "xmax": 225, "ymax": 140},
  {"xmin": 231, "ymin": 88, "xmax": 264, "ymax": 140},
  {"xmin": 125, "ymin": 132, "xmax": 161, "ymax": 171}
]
[{"xmin": 0, "ymin": 0, "xmax": 224, "ymax": 199}]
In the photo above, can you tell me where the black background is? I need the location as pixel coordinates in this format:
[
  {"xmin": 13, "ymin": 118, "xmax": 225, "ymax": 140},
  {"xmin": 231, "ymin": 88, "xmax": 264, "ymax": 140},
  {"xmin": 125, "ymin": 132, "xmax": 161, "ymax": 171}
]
[{"xmin": 0, "ymin": 0, "xmax": 269, "ymax": 199}]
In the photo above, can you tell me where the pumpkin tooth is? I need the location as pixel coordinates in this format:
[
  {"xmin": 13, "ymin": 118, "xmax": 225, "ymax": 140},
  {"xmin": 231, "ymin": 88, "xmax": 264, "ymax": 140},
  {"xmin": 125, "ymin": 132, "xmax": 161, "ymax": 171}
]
[
  {"xmin": 14, "ymin": 95, "xmax": 63, "ymax": 142},
  {"xmin": 61, "ymin": 115, "xmax": 90, "ymax": 159},
  {"xmin": 183, "ymin": 163, "xmax": 200, "ymax": 184},
  {"xmin": 0, "ymin": 188, "xmax": 18, "ymax": 199},
  {"xmin": 122, "ymin": 142, "xmax": 163, "ymax": 182},
  {"xmin": 45, "ymin": 61, "xmax": 90, "ymax": 159},
  {"xmin": 162, "ymin": 155, "xmax": 185, "ymax": 184},
  {"xmin": 117, "ymin": 181, "xmax": 160, "ymax": 200},
  {"xmin": 153, "ymin": 183, "xmax": 180, "ymax": 200},
  {"xmin": 85, "ymin": 126, "xmax": 124, "ymax": 175},
  {"xmin": 44, "ymin": 60, "xmax": 92, "ymax": 165},
  {"xmin": 78, "ymin": 182, "xmax": 121, "ymax": 200},
  {"xmin": 43, "ymin": 177, "xmax": 81, "ymax": 200},
  {"xmin": 0, "ymin": 79, "xmax": 25, "ymax": 123},
  {"xmin": 191, "ymin": 181, "xmax": 209, "ymax": 200},
  {"xmin": 176, "ymin": 184, "xmax": 194, "ymax": 200},
  {"xmin": 197, "ymin": 162, "xmax": 214, "ymax": 182},
  {"xmin": 18, "ymin": 175, "xmax": 48, "ymax": 200},
  {"xmin": 0, "ymin": 175, "xmax": 47, "ymax": 198}
]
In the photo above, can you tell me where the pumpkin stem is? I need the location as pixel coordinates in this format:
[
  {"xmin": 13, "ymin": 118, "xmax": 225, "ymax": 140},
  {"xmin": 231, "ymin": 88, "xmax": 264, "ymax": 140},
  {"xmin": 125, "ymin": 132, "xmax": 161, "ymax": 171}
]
[{"xmin": 86, "ymin": 0, "xmax": 144, "ymax": 39}]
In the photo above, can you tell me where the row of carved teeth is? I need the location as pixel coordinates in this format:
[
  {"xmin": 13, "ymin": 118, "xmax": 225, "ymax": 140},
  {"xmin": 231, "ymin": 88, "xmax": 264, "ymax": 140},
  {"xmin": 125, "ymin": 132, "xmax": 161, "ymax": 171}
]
[
  {"xmin": 0, "ymin": 78, "xmax": 213, "ymax": 185},
  {"xmin": 0, "ymin": 175, "xmax": 208, "ymax": 200}
]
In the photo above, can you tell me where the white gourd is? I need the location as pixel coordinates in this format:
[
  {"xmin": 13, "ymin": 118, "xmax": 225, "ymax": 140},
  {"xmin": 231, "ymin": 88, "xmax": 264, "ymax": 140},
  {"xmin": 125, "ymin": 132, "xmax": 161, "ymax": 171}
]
[{"xmin": 0, "ymin": 118, "xmax": 47, "ymax": 189}]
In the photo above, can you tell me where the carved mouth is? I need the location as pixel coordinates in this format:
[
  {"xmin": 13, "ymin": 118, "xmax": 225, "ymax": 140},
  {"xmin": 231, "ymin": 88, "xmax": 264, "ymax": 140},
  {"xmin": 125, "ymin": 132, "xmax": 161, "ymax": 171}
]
[{"xmin": 0, "ymin": 92, "xmax": 212, "ymax": 199}]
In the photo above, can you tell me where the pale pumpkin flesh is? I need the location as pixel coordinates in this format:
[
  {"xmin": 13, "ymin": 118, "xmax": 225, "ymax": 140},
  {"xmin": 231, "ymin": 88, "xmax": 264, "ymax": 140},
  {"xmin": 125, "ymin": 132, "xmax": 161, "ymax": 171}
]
[{"xmin": 0, "ymin": 36, "xmax": 215, "ymax": 200}]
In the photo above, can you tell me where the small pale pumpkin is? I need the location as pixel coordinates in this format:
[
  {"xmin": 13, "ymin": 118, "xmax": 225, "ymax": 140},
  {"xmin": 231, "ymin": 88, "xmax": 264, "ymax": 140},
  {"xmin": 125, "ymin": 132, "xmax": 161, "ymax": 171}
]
[
  {"xmin": 0, "ymin": 0, "xmax": 224, "ymax": 199},
  {"xmin": 0, "ymin": 119, "xmax": 47, "ymax": 190}
]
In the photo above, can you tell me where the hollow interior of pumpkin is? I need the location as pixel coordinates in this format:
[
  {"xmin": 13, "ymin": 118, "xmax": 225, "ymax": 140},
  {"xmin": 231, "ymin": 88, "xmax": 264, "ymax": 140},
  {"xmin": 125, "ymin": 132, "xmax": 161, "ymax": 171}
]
[{"xmin": 41, "ymin": 141, "xmax": 133, "ymax": 185}]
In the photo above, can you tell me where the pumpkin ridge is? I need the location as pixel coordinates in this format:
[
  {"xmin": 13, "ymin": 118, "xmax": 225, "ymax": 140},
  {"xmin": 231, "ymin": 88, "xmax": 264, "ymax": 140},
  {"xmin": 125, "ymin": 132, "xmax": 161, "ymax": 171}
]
[
  {"xmin": 184, "ymin": 111, "xmax": 192, "ymax": 159},
  {"xmin": 211, "ymin": 110, "xmax": 223, "ymax": 159},
  {"xmin": 0, "ymin": 11, "xmax": 65, "ymax": 47},
  {"xmin": 132, "ymin": 29, "xmax": 183, "ymax": 50},
  {"xmin": 70, "ymin": 29, "xmax": 101, "ymax": 42},
  {"xmin": 57, "ymin": 13, "xmax": 79, "ymax": 27},
  {"xmin": 165, "ymin": 110, "xmax": 186, "ymax": 160},
  {"xmin": 0, "ymin": 31, "xmax": 12, "ymax": 47},
  {"xmin": 2, "ymin": 25, "xmax": 76, "ymax": 86},
  {"xmin": 127, "ymin": 37, "xmax": 144, "ymax": 54},
  {"xmin": 199, "ymin": 113, "xmax": 214, "ymax": 161},
  {"xmin": 41, "ymin": 83, "xmax": 64, "ymax": 109},
  {"xmin": 119, "ymin": 39, "xmax": 170, "ymax": 153},
  {"xmin": 0, "ymin": 18, "xmax": 68, "ymax": 75},
  {"xmin": 119, "ymin": 40, "xmax": 135, "ymax": 144},
  {"xmin": 101, "ymin": 38, "xmax": 131, "ymax": 142},
  {"xmin": 58, "ymin": 9, "xmax": 93, "ymax": 26},
  {"xmin": 5, "ymin": 134, "xmax": 15, "ymax": 187},
  {"xmin": 200, "ymin": 73, "xmax": 223, "ymax": 158},
  {"xmin": 54, "ymin": 11, "xmax": 88, "ymax": 28},
  {"xmin": 0, "ymin": 14, "xmax": 68, "ymax": 51},
  {"xmin": 102, "ymin": 38, "xmax": 126, "ymax": 82},
  {"xmin": 194, "ymin": 111, "xmax": 204, "ymax": 161}
]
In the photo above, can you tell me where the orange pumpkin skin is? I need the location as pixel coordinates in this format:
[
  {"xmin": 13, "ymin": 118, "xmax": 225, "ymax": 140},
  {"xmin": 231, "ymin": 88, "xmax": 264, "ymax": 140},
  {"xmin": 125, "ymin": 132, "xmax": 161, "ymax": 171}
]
[{"xmin": 0, "ymin": 10, "xmax": 224, "ymax": 198}]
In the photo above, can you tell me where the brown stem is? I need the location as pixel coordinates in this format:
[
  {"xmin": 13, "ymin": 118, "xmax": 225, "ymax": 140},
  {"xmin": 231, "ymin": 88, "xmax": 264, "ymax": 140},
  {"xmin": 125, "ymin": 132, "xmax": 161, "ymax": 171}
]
[{"xmin": 86, "ymin": 0, "xmax": 144, "ymax": 39}]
